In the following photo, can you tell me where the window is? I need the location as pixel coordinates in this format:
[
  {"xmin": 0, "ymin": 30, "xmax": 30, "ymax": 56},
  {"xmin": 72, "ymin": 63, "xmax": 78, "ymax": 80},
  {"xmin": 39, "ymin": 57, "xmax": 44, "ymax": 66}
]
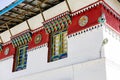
[
  {"xmin": 48, "ymin": 30, "xmax": 67, "ymax": 62},
  {"xmin": 13, "ymin": 45, "xmax": 28, "ymax": 72}
]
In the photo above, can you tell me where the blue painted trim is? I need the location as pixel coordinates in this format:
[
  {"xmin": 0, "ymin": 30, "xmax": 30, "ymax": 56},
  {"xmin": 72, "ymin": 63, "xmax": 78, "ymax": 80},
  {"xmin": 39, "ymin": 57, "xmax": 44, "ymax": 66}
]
[{"xmin": 0, "ymin": 0, "xmax": 25, "ymax": 16}]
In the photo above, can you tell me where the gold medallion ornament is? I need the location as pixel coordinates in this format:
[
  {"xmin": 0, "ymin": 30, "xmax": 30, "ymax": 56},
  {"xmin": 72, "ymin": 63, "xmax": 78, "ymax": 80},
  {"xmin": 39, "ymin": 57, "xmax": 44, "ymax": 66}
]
[
  {"xmin": 4, "ymin": 47, "xmax": 9, "ymax": 55},
  {"xmin": 79, "ymin": 15, "xmax": 88, "ymax": 27},
  {"xmin": 34, "ymin": 34, "xmax": 42, "ymax": 44}
]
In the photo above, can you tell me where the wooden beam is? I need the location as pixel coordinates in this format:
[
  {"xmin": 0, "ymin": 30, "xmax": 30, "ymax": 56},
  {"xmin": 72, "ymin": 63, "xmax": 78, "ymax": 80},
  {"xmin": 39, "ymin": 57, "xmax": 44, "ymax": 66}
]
[
  {"xmin": 65, "ymin": 0, "xmax": 72, "ymax": 12},
  {"xmin": 2, "ymin": 15, "xmax": 23, "ymax": 21},
  {"xmin": 15, "ymin": 7, "xmax": 36, "ymax": 14},
  {"xmin": 26, "ymin": 20, "xmax": 31, "ymax": 30},
  {"xmin": 45, "ymin": 2, "xmax": 53, "ymax": 5},
  {"xmin": 10, "ymin": 10, "xmax": 21, "ymax": 15},
  {"xmin": 0, "ymin": 26, "xmax": 7, "ymax": 30},
  {"xmin": 5, "ymin": 23, "xmax": 13, "ymax": 37},
  {"xmin": 0, "ymin": 20, "xmax": 6, "ymax": 23},
  {"xmin": 0, "ymin": 10, "xmax": 28, "ymax": 28},
  {"xmin": 24, "ymin": 15, "xmax": 31, "ymax": 30},
  {"xmin": 38, "ymin": 4, "xmax": 45, "ymax": 22},
  {"xmin": 23, "ymin": 0, "xmax": 39, "ymax": 9},
  {"xmin": 0, "ymin": 19, "xmax": 9, "ymax": 22},
  {"xmin": 0, "ymin": 36, "xmax": 3, "ymax": 43}
]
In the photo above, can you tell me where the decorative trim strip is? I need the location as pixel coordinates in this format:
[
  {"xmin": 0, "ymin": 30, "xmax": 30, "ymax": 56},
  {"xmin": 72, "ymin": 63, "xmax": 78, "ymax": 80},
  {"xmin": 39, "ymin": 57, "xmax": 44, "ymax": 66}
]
[
  {"xmin": 102, "ymin": 1, "xmax": 120, "ymax": 21},
  {"xmin": 71, "ymin": 1, "xmax": 102, "ymax": 16},
  {"xmin": 27, "ymin": 43, "xmax": 48, "ymax": 52},
  {"xmin": 104, "ymin": 23, "xmax": 120, "ymax": 41},
  {"xmin": 71, "ymin": 0, "xmax": 120, "ymax": 22},
  {"xmin": 32, "ymin": 27, "xmax": 44, "ymax": 34},
  {"xmin": 11, "ymin": 29, "xmax": 30, "ymax": 39},
  {"xmin": 68, "ymin": 24, "xmax": 103, "ymax": 38},
  {"xmin": 43, "ymin": 11, "xmax": 70, "ymax": 24},
  {"xmin": 2, "ymin": 41, "xmax": 11, "ymax": 46},
  {"xmin": 0, "ymin": 55, "xmax": 13, "ymax": 62}
]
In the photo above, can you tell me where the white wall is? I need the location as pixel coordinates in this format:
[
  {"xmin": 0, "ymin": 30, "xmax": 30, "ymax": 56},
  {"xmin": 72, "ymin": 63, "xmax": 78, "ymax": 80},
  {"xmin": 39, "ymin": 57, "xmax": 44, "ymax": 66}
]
[
  {"xmin": 0, "ymin": 0, "xmax": 110, "ymax": 80},
  {"xmin": 12, "ymin": 66, "xmax": 73, "ymax": 80},
  {"xmin": 103, "ymin": 24, "xmax": 120, "ymax": 65},
  {"xmin": 0, "ymin": 58, "xmax": 13, "ymax": 80},
  {"xmin": 11, "ymin": 59, "xmax": 106, "ymax": 80},
  {"xmin": 73, "ymin": 59, "xmax": 106, "ymax": 80},
  {"xmin": 103, "ymin": 24, "xmax": 120, "ymax": 80},
  {"xmin": 0, "ymin": 26, "xmax": 104, "ymax": 80},
  {"xmin": 12, "ymin": 26, "xmax": 103, "ymax": 79},
  {"xmin": 68, "ymin": 27, "xmax": 103, "ymax": 64},
  {"xmin": 105, "ymin": 59, "xmax": 120, "ymax": 80}
]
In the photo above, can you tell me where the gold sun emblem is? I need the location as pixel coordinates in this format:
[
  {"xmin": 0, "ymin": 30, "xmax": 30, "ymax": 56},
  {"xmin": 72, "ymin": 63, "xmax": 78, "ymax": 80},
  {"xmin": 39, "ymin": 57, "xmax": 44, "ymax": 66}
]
[
  {"xmin": 79, "ymin": 15, "xmax": 88, "ymax": 27},
  {"xmin": 34, "ymin": 34, "xmax": 42, "ymax": 44}
]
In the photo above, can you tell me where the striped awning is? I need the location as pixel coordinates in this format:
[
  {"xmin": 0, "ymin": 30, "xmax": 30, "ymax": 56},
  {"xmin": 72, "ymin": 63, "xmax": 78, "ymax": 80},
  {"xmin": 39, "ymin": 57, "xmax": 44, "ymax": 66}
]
[
  {"xmin": 11, "ymin": 32, "xmax": 32, "ymax": 47},
  {"xmin": 43, "ymin": 11, "xmax": 72, "ymax": 33}
]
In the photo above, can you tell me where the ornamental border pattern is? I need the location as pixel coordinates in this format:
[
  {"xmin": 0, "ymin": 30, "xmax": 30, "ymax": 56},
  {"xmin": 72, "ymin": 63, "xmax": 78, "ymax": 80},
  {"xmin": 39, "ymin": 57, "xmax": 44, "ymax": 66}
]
[
  {"xmin": 68, "ymin": 24, "xmax": 103, "ymax": 38},
  {"xmin": 71, "ymin": 1, "xmax": 120, "ymax": 21}
]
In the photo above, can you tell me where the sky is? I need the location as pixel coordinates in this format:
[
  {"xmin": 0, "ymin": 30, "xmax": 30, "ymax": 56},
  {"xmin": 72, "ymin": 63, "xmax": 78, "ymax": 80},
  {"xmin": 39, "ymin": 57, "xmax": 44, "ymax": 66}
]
[{"xmin": 0, "ymin": 0, "xmax": 16, "ymax": 10}]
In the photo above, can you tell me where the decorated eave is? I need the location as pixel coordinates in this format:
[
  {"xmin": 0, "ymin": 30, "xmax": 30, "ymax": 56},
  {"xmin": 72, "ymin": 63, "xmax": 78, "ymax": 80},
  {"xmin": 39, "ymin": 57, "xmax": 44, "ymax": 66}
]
[
  {"xmin": 0, "ymin": 0, "xmax": 120, "ymax": 60},
  {"xmin": 71, "ymin": 0, "xmax": 120, "ymax": 21},
  {"xmin": 11, "ymin": 29, "xmax": 32, "ymax": 47},
  {"xmin": 68, "ymin": 0, "xmax": 120, "ymax": 40},
  {"xmin": 43, "ymin": 11, "xmax": 72, "ymax": 33},
  {"xmin": 71, "ymin": 1, "xmax": 103, "ymax": 16}
]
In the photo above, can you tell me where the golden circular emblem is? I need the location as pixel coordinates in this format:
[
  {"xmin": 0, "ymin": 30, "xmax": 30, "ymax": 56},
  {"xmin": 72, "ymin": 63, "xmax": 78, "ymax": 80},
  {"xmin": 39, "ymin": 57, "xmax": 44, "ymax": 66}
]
[
  {"xmin": 34, "ymin": 34, "xmax": 42, "ymax": 44},
  {"xmin": 4, "ymin": 47, "xmax": 9, "ymax": 55},
  {"xmin": 79, "ymin": 15, "xmax": 88, "ymax": 27}
]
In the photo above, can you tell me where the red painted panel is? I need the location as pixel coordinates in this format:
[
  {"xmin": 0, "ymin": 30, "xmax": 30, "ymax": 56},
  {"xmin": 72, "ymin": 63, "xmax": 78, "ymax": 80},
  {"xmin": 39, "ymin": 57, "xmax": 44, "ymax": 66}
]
[
  {"xmin": 0, "ymin": 43, "xmax": 15, "ymax": 59},
  {"xmin": 68, "ymin": 5, "xmax": 102, "ymax": 35},
  {"xmin": 28, "ymin": 29, "xmax": 49, "ymax": 49},
  {"xmin": 0, "ymin": 29, "xmax": 49, "ymax": 60},
  {"xmin": 102, "ymin": 6, "xmax": 120, "ymax": 33}
]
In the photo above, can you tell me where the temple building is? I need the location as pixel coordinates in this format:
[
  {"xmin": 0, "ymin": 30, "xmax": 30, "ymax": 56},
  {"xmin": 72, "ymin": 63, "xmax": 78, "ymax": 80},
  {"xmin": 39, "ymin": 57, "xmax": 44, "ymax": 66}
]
[{"xmin": 0, "ymin": 0, "xmax": 120, "ymax": 80}]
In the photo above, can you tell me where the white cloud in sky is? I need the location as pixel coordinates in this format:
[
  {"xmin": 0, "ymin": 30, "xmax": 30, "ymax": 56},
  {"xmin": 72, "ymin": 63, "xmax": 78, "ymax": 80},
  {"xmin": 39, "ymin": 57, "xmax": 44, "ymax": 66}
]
[{"xmin": 0, "ymin": 0, "xmax": 16, "ymax": 10}]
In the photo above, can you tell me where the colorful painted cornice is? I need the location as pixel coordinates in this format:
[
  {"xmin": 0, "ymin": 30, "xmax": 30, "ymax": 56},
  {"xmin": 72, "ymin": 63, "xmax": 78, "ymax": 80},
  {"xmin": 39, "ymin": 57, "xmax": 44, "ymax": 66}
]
[
  {"xmin": 11, "ymin": 31, "xmax": 32, "ymax": 47},
  {"xmin": 43, "ymin": 11, "xmax": 72, "ymax": 33}
]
